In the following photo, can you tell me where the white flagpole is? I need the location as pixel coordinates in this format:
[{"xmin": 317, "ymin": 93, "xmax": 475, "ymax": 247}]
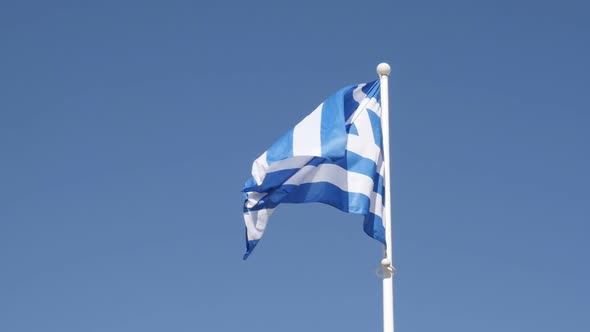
[{"xmin": 377, "ymin": 63, "xmax": 395, "ymax": 332}]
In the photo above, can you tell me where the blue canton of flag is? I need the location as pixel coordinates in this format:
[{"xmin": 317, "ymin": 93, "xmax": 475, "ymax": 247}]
[{"xmin": 242, "ymin": 80, "xmax": 384, "ymax": 259}]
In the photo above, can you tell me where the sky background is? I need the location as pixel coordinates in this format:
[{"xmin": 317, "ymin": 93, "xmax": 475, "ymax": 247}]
[{"xmin": 1, "ymin": 0, "xmax": 589, "ymax": 331}]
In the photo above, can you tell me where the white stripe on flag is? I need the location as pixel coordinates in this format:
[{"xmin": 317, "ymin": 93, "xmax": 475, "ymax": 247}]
[
  {"xmin": 284, "ymin": 163, "xmax": 375, "ymax": 197},
  {"xmin": 353, "ymin": 109, "xmax": 375, "ymax": 144},
  {"xmin": 347, "ymin": 134, "xmax": 381, "ymax": 163},
  {"xmin": 265, "ymin": 155, "xmax": 314, "ymax": 174},
  {"xmin": 364, "ymin": 97, "xmax": 381, "ymax": 115},
  {"xmin": 244, "ymin": 208, "xmax": 275, "ymax": 240},
  {"xmin": 252, "ymin": 151, "xmax": 269, "ymax": 184},
  {"xmin": 293, "ymin": 103, "xmax": 323, "ymax": 156},
  {"xmin": 369, "ymin": 192, "xmax": 384, "ymax": 218}
]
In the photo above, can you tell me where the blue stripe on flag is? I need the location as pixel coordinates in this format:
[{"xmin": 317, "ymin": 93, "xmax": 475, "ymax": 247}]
[
  {"xmin": 367, "ymin": 110, "xmax": 383, "ymax": 147},
  {"xmin": 321, "ymin": 152, "xmax": 384, "ymax": 196},
  {"xmin": 343, "ymin": 85, "xmax": 360, "ymax": 121},
  {"xmin": 266, "ymin": 129, "xmax": 294, "ymax": 163},
  {"xmin": 364, "ymin": 213, "xmax": 385, "ymax": 244},
  {"xmin": 363, "ymin": 80, "xmax": 380, "ymax": 101},
  {"xmin": 282, "ymin": 182, "xmax": 371, "ymax": 214},
  {"xmin": 320, "ymin": 89, "xmax": 348, "ymax": 159},
  {"xmin": 243, "ymin": 157, "xmax": 326, "ymax": 193},
  {"xmin": 244, "ymin": 239, "xmax": 260, "ymax": 260}
]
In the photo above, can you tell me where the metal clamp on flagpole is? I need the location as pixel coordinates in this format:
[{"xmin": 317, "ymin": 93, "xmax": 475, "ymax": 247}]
[{"xmin": 375, "ymin": 256, "xmax": 397, "ymax": 279}]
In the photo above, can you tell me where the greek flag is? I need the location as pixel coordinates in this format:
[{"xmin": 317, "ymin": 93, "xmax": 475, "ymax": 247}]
[{"xmin": 242, "ymin": 80, "xmax": 385, "ymax": 259}]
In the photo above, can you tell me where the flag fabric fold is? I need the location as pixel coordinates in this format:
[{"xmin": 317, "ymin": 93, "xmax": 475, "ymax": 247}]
[{"xmin": 242, "ymin": 80, "xmax": 384, "ymax": 259}]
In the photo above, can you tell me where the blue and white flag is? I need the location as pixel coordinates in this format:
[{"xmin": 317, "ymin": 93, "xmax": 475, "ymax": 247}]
[{"xmin": 242, "ymin": 80, "xmax": 385, "ymax": 259}]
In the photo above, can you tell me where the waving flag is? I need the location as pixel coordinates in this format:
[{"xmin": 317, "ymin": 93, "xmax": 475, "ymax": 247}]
[{"xmin": 242, "ymin": 80, "xmax": 385, "ymax": 259}]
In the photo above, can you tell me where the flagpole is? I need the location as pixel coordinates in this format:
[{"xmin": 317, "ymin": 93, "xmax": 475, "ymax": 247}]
[{"xmin": 377, "ymin": 63, "xmax": 395, "ymax": 332}]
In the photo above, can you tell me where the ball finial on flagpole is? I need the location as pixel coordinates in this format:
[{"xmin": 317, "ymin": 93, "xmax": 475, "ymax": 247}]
[{"xmin": 377, "ymin": 62, "xmax": 391, "ymax": 76}]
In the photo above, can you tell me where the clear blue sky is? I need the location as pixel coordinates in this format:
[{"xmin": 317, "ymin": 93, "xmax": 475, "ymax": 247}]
[{"xmin": 1, "ymin": 0, "xmax": 589, "ymax": 331}]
